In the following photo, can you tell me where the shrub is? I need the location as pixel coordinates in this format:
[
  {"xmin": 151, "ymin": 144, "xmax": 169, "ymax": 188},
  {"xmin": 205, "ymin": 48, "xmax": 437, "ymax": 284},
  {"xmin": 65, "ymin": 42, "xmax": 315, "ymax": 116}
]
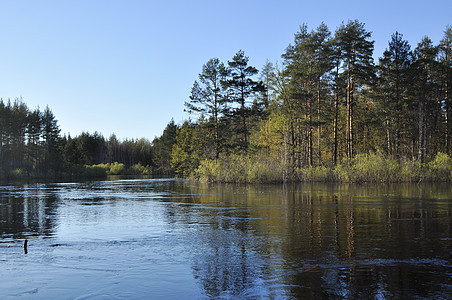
[
  {"xmin": 195, "ymin": 159, "xmax": 221, "ymax": 183},
  {"xmin": 427, "ymin": 152, "xmax": 452, "ymax": 182},
  {"xmin": 130, "ymin": 163, "xmax": 152, "ymax": 175},
  {"xmin": 195, "ymin": 154, "xmax": 285, "ymax": 183},
  {"xmin": 193, "ymin": 152, "xmax": 452, "ymax": 183},
  {"xmin": 335, "ymin": 151, "xmax": 401, "ymax": 183},
  {"xmin": 109, "ymin": 162, "xmax": 125, "ymax": 175},
  {"xmin": 399, "ymin": 158, "xmax": 421, "ymax": 182}
]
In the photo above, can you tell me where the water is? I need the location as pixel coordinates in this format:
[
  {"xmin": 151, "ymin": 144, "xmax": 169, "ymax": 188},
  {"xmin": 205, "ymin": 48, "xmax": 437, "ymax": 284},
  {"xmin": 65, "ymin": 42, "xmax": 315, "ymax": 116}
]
[{"xmin": 0, "ymin": 179, "xmax": 451, "ymax": 299}]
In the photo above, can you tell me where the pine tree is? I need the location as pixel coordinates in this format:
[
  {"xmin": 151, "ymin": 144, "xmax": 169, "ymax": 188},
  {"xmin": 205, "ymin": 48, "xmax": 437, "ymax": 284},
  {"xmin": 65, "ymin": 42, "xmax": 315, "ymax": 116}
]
[
  {"xmin": 335, "ymin": 20, "xmax": 375, "ymax": 159},
  {"xmin": 310, "ymin": 23, "xmax": 334, "ymax": 165},
  {"xmin": 411, "ymin": 37, "xmax": 439, "ymax": 162},
  {"xmin": 26, "ymin": 108, "xmax": 43, "ymax": 171},
  {"xmin": 170, "ymin": 120, "xmax": 208, "ymax": 177},
  {"xmin": 9, "ymin": 100, "xmax": 28, "ymax": 171},
  {"xmin": 224, "ymin": 50, "xmax": 264, "ymax": 152},
  {"xmin": 152, "ymin": 119, "xmax": 177, "ymax": 175},
  {"xmin": 282, "ymin": 24, "xmax": 314, "ymax": 167},
  {"xmin": 282, "ymin": 23, "xmax": 334, "ymax": 166},
  {"xmin": 438, "ymin": 26, "xmax": 452, "ymax": 153},
  {"xmin": 259, "ymin": 60, "xmax": 275, "ymax": 111},
  {"xmin": 185, "ymin": 58, "xmax": 227, "ymax": 158},
  {"xmin": 377, "ymin": 32, "xmax": 413, "ymax": 156}
]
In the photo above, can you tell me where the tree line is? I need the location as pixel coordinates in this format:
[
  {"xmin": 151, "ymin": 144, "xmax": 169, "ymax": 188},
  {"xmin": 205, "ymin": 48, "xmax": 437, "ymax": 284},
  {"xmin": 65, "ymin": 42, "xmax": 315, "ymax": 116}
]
[
  {"xmin": 1, "ymin": 20, "xmax": 450, "ymax": 182},
  {"xmin": 174, "ymin": 20, "xmax": 451, "ymax": 181},
  {"xmin": 0, "ymin": 98, "xmax": 178, "ymax": 179}
]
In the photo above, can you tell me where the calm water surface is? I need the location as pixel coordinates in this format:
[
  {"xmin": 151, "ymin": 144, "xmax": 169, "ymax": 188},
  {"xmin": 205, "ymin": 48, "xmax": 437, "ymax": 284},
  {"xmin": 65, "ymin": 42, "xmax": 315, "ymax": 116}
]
[{"xmin": 0, "ymin": 179, "xmax": 451, "ymax": 299}]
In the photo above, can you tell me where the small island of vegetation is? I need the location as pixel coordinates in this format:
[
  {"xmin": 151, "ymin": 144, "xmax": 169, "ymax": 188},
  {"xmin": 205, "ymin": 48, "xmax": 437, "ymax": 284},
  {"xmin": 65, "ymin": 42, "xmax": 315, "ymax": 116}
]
[{"xmin": 1, "ymin": 20, "xmax": 451, "ymax": 183}]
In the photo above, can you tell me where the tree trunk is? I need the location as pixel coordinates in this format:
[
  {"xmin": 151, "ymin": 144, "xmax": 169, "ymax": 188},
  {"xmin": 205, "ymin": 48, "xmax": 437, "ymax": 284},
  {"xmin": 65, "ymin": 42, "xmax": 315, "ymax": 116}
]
[
  {"xmin": 333, "ymin": 64, "xmax": 339, "ymax": 165},
  {"xmin": 418, "ymin": 97, "xmax": 425, "ymax": 163},
  {"xmin": 214, "ymin": 98, "xmax": 219, "ymax": 160},
  {"xmin": 241, "ymin": 86, "xmax": 247, "ymax": 149},
  {"xmin": 386, "ymin": 118, "xmax": 391, "ymax": 155},
  {"xmin": 307, "ymin": 95, "xmax": 313, "ymax": 167},
  {"xmin": 445, "ymin": 78, "xmax": 449, "ymax": 154},
  {"xmin": 350, "ymin": 81, "xmax": 354, "ymax": 158},
  {"xmin": 346, "ymin": 61, "xmax": 352, "ymax": 159},
  {"xmin": 317, "ymin": 78, "xmax": 321, "ymax": 165}
]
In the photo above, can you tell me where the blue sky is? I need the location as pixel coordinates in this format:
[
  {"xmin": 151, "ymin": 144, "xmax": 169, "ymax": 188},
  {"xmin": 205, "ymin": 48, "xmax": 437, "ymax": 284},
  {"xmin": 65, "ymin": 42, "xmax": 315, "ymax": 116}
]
[{"xmin": 1, "ymin": 0, "xmax": 450, "ymax": 140}]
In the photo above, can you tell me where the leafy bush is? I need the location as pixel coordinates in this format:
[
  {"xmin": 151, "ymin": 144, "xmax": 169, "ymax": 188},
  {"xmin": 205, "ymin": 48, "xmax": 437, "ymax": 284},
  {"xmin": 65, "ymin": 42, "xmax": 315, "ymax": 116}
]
[
  {"xmin": 296, "ymin": 166, "xmax": 335, "ymax": 182},
  {"xmin": 426, "ymin": 152, "xmax": 452, "ymax": 181},
  {"xmin": 194, "ymin": 159, "xmax": 220, "ymax": 183},
  {"xmin": 109, "ymin": 162, "xmax": 125, "ymax": 175},
  {"xmin": 350, "ymin": 152, "xmax": 400, "ymax": 182},
  {"xmin": 399, "ymin": 158, "xmax": 421, "ymax": 182},
  {"xmin": 193, "ymin": 152, "xmax": 452, "ymax": 183},
  {"xmin": 129, "ymin": 163, "xmax": 150, "ymax": 175},
  {"xmin": 195, "ymin": 154, "xmax": 285, "ymax": 183}
]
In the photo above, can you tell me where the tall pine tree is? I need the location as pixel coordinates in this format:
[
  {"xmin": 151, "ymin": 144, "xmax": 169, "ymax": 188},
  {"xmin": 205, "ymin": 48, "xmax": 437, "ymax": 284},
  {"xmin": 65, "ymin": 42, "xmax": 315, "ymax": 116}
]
[
  {"xmin": 224, "ymin": 50, "xmax": 263, "ymax": 152},
  {"xmin": 377, "ymin": 32, "xmax": 413, "ymax": 156},
  {"xmin": 335, "ymin": 20, "xmax": 374, "ymax": 158},
  {"xmin": 185, "ymin": 58, "xmax": 227, "ymax": 159}
]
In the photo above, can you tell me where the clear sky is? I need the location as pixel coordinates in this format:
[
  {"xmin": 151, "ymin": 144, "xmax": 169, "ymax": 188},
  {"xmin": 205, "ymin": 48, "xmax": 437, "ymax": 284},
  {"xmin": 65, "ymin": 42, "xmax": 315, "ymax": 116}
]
[{"xmin": 1, "ymin": 0, "xmax": 450, "ymax": 140}]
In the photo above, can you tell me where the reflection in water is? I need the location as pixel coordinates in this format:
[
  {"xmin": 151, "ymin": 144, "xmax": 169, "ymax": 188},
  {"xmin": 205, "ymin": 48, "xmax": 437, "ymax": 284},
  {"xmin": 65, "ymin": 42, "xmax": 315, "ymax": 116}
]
[
  {"xmin": 0, "ymin": 180, "xmax": 451, "ymax": 299},
  {"xmin": 171, "ymin": 182, "xmax": 452, "ymax": 298},
  {"xmin": 0, "ymin": 184, "xmax": 60, "ymax": 239}
]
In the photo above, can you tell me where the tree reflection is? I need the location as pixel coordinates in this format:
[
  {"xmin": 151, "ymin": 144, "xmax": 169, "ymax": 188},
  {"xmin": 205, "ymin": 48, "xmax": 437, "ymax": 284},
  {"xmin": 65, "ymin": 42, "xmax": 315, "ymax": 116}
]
[
  {"xmin": 170, "ymin": 182, "xmax": 452, "ymax": 299},
  {"xmin": 162, "ymin": 182, "xmax": 271, "ymax": 298},
  {"xmin": 0, "ymin": 184, "xmax": 60, "ymax": 239},
  {"xmin": 1, "ymin": 180, "xmax": 448, "ymax": 298}
]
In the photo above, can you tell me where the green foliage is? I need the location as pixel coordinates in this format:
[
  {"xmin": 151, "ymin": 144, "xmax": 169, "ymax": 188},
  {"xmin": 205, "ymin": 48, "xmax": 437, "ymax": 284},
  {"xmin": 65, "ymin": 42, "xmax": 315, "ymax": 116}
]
[
  {"xmin": 130, "ymin": 163, "xmax": 152, "ymax": 175},
  {"xmin": 170, "ymin": 121, "xmax": 210, "ymax": 177},
  {"xmin": 399, "ymin": 158, "xmax": 422, "ymax": 182},
  {"xmin": 194, "ymin": 154, "xmax": 284, "ymax": 183},
  {"xmin": 251, "ymin": 111, "xmax": 286, "ymax": 159},
  {"xmin": 296, "ymin": 166, "xmax": 335, "ymax": 182},
  {"xmin": 426, "ymin": 152, "xmax": 452, "ymax": 181},
  {"xmin": 152, "ymin": 119, "xmax": 178, "ymax": 175},
  {"xmin": 170, "ymin": 144, "xmax": 191, "ymax": 177},
  {"xmin": 90, "ymin": 162, "xmax": 152, "ymax": 176},
  {"xmin": 194, "ymin": 159, "xmax": 221, "ymax": 183},
  {"xmin": 335, "ymin": 152, "xmax": 400, "ymax": 183},
  {"xmin": 193, "ymin": 152, "xmax": 452, "ymax": 183},
  {"xmin": 334, "ymin": 152, "xmax": 424, "ymax": 183},
  {"xmin": 109, "ymin": 162, "xmax": 125, "ymax": 175},
  {"xmin": 223, "ymin": 50, "xmax": 264, "ymax": 151},
  {"xmin": 0, "ymin": 99, "xmax": 64, "ymax": 179}
]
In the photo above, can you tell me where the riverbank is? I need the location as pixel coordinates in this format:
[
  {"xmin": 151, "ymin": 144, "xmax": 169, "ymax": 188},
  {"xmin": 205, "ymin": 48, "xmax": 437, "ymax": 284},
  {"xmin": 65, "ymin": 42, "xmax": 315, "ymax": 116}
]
[
  {"xmin": 0, "ymin": 163, "xmax": 158, "ymax": 185},
  {"xmin": 0, "ymin": 165, "xmax": 107, "ymax": 184},
  {"xmin": 193, "ymin": 152, "xmax": 452, "ymax": 183}
]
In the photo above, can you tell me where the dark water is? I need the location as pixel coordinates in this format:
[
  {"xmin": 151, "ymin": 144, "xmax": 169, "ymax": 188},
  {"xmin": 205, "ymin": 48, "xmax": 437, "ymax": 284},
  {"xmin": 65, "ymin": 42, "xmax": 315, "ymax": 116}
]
[{"xmin": 0, "ymin": 179, "xmax": 451, "ymax": 299}]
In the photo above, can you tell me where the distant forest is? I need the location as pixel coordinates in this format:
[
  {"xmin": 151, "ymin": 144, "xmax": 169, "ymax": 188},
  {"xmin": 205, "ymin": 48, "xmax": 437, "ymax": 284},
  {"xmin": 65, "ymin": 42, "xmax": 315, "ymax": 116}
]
[
  {"xmin": 1, "ymin": 20, "xmax": 451, "ymax": 182},
  {"xmin": 0, "ymin": 99, "xmax": 157, "ymax": 179}
]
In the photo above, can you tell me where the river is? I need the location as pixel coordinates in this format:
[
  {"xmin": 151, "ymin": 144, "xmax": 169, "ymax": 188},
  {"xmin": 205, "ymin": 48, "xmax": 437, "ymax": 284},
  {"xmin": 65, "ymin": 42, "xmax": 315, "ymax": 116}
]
[{"xmin": 0, "ymin": 179, "xmax": 451, "ymax": 299}]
